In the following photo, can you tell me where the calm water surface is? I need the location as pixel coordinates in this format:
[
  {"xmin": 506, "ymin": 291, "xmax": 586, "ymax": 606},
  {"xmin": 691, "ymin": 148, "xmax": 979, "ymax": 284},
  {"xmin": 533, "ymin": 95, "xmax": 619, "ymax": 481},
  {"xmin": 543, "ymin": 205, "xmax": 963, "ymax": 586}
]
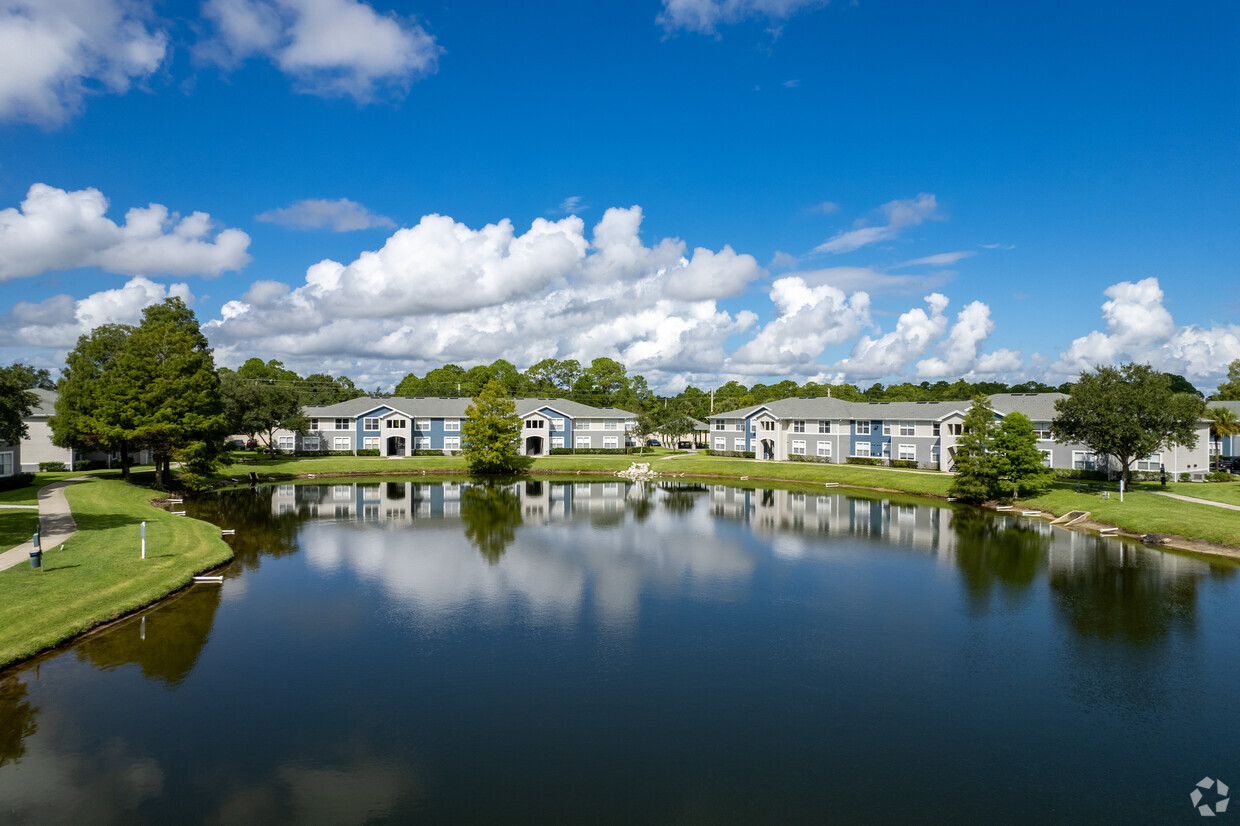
[{"xmin": 1, "ymin": 479, "xmax": 1237, "ymax": 824}]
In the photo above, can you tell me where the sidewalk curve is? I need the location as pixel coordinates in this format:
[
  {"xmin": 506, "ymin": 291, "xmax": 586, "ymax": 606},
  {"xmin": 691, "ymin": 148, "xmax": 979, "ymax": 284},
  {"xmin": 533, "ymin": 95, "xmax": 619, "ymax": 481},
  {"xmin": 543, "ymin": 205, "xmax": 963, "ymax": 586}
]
[
  {"xmin": 0, "ymin": 477, "xmax": 91, "ymax": 572},
  {"xmin": 1151, "ymin": 491, "xmax": 1240, "ymax": 512}
]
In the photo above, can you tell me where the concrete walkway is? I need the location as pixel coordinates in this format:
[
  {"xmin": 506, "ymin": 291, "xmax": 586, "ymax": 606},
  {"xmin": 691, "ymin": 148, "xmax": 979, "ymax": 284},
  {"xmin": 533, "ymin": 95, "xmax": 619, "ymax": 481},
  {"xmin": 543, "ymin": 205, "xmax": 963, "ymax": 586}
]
[
  {"xmin": 0, "ymin": 477, "xmax": 90, "ymax": 572},
  {"xmin": 1152, "ymin": 491, "xmax": 1240, "ymax": 512}
]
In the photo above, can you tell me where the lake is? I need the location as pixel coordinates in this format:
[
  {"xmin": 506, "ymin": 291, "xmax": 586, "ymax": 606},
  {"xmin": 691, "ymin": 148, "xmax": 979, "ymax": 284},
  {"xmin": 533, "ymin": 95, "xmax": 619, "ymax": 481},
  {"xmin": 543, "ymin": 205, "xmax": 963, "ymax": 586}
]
[{"xmin": 1, "ymin": 478, "xmax": 1237, "ymax": 824}]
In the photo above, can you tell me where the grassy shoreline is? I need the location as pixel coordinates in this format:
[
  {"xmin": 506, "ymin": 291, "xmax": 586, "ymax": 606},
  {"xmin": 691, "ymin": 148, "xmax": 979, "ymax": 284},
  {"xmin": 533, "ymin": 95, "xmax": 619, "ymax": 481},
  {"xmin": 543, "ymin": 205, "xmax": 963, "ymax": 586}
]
[{"xmin": 2, "ymin": 454, "xmax": 1236, "ymax": 671}]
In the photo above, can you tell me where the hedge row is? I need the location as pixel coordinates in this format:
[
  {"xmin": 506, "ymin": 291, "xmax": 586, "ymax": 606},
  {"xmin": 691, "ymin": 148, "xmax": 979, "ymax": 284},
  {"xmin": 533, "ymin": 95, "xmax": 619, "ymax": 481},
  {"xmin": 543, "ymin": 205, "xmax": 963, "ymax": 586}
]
[
  {"xmin": 705, "ymin": 450, "xmax": 756, "ymax": 459},
  {"xmin": 846, "ymin": 456, "xmax": 882, "ymax": 466},
  {"xmin": 0, "ymin": 473, "xmax": 34, "ymax": 492},
  {"xmin": 548, "ymin": 447, "xmax": 639, "ymax": 455}
]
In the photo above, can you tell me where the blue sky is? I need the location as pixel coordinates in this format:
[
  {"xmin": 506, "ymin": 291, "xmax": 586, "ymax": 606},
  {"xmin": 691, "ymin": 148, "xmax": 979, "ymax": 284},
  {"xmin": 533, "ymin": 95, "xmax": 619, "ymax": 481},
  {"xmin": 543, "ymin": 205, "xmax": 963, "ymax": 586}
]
[{"xmin": 2, "ymin": 0, "xmax": 1238, "ymax": 393}]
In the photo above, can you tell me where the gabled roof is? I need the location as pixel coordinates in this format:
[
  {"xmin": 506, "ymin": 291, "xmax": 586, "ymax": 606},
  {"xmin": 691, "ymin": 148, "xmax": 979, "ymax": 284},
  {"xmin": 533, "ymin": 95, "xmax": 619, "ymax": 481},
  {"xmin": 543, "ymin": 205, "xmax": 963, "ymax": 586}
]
[
  {"xmin": 304, "ymin": 396, "xmax": 636, "ymax": 420},
  {"xmin": 987, "ymin": 393, "xmax": 1066, "ymax": 420},
  {"xmin": 709, "ymin": 396, "xmax": 969, "ymax": 421},
  {"xmin": 28, "ymin": 388, "xmax": 56, "ymax": 417}
]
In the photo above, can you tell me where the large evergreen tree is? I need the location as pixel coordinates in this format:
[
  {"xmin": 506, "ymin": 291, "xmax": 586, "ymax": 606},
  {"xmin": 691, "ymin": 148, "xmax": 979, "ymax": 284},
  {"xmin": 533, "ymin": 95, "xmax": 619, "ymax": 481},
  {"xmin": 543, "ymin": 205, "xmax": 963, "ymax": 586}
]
[
  {"xmin": 53, "ymin": 324, "xmax": 140, "ymax": 477},
  {"xmin": 990, "ymin": 412, "xmax": 1054, "ymax": 500},
  {"xmin": 948, "ymin": 396, "xmax": 1000, "ymax": 503},
  {"xmin": 220, "ymin": 358, "xmax": 308, "ymax": 450},
  {"xmin": 1053, "ymin": 363, "xmax": 1204, "ymax": 485},
  {"xmin": 1215, "ymin": 359, "xmax": 1240, "ymax": 401},
  {"xmin": 461, "ymin": 380, "xmax": 532, "ymax": 474},
  {"xmin": 0, "ymin": 365, "xmax": 38, "ymax": 445}
]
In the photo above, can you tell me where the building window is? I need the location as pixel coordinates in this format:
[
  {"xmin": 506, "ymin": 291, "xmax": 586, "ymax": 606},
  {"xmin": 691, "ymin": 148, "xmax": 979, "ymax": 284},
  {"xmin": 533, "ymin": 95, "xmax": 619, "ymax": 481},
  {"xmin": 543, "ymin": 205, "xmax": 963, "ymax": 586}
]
[
  {"xmin": 714, "ymin": 437, "xmax": 726, "ymax": 450},
  {"xmin": 817, "ymin": 441, "xmax": 831, "ymax": 458},
  {"xmin": 1040, "ymin": 450, "xmax": 1053, "ymax": 468},
  {"xmin": 750, "ymin": 420, "xmax": 757, "ymax": 432},
  {"xmin": 278, "ymin": 435, "xmax": 295, "ymax": 451},
  {"xmin": 363, "ymin": 437, "xmax": 379, "ymax": 450},
  {"xmin": 1135, "ymin": 453, "xmax": 1162, "ymax": 472},
  {"xmin": 882, "ymin": 442, "xmax": 891, "ymax": 459},
  {"xmin": 603, "ymin": 436, "xmax": 618, "ymax": 449},
  {"xmin": 898, "ymin": 444, "xmax": 916, "ymax": 461},
  {"xmin": 1033, "ymin": 422, "xmax": 1053, "ymax": 440},
  {"xmin": 899, "ymin": 422, "xmax": 915, "ymax": 436},
  {"xmin": 855, "ymin": 442, "xmax": 872, "ymax": 457},
  {"xmin": 818, "ymin": 420, "xmax": 830, "ymax": 434},
  {"xmin": 335, "ymin": 418, "xmax": 350, "ymax": 430},
  {"xmin": 882, "ymin": 422, "xmax": 893, "ymax": 436},
  {"xmin": 791, "ymin": 440, "xmax": 806, "ymax": 455},
  {"xmin": 0, "ymin": 452, "xmax": 12, "ymax": 476},
  {"xmin": 576, "ymin": 420, "xmax": 591, "ymax": 430},
  {"xmin": 525, "ymin": 419, "xmax": 545, "ymax": 429},
  {"xmin": 333, "ymin": 437, "xmax": 350, "ymax": 450},
  {"xmin": 576, "ymin": 436, "xmax": 591, "ymax": 448},
  {"xmin": 1073, "ymin": 451, "xmax": 1101, "ymax": 471},
  {"xmin": 931, "ymin": 445, "xmax": 941, "ymax": 465},
  {"xmin": 855, "ymin": 420, "xmax": 871, "ymax": 435},
  {"xmin": 415, "ymin": 437, "xmax": 430, "ymax": 450},
  {"xmin": 760, "ymin": 420, "xmax": 775, "ymax": 431},
  {"xmin": 793, "ymin": 420, "xmax": 805, "ymax": 433},
  {"xmin": 303, "ymin": 436, "xmax": 320, "ymax": 451},
  {"xmin": 714, "ymin": 421, "xmax": 725, "ymax": 431},
  {"xmin": 932, "ymin": 422, "xmax": 941, "ymax": 436},
  {"xmin": 363, "ymin": 417, "xmax": 380, "ymax": 431},
  {"xmin": 734, "ymin": 438, "xmax": 745, "ymax": 451},
  {"xmin": 551, "ymin": 436, "xmax": 564, "ymax": 449},
  {"xmin": 444, "ymin": 419, "xmax": 460, "ymax": 432},
  {"xmin": 604, "ymin": 422, "xmax": 618, "ymax": 430},
  {"xmin": 551, "ymin": 418, "xmax": 565, "ymax": 431},
  {"xmin": 414, "ymin": 418, "xmax": 430, "ymax": 431},
  {"xmin": 309, "ymin": 418, "xmax": 319, "ymax": 431},
  {"xmin": 386, "ymin": 419, "xmax": 406, "ymax": 429},
  {"xmin": 444, "ymin": 436, "xmax": 460, "ymax": 451}
]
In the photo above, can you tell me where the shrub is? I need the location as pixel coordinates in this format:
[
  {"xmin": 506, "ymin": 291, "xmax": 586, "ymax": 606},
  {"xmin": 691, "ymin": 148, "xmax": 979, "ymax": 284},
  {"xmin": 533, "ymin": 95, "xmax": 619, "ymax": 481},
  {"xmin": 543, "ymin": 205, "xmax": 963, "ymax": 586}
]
[
  {"xmin": 788, "ymin": 454, "xmax": 832, "ymax": 464},
  {"xmin": 889, "ymin": 459, "xmax": 919, "ymax": 469},
  {"xmin": 1205, "ymin": 470, "xmax": 1233, "ymax": 482},
  {"xmin": 705, "ymin": 450, "xmax": 755, "ymax": 458},
  {"xmin": 39, "ymin": 461, "xmax": 67, "ymax": 472},
  {"xmin": 356, "ymin": 449, "xmax": 380, "ymax": 457},
  {"xmin": 75, "ymin": 460, "xmax": 92, "ymax": 471},
  {"xmin": 548, "ymin": 447, "xmax": 636, "ymax": 455},
  {"xmin": 846, "ymin": 456, "xmax": 881, "ymax": 466},
  {"xmin": 1179, "ymin": 472, "xmax": 1191, "ymax": 482},
  {"xmin": 0, "ymin": 473, "xmax": 35, "ymax": 492}
]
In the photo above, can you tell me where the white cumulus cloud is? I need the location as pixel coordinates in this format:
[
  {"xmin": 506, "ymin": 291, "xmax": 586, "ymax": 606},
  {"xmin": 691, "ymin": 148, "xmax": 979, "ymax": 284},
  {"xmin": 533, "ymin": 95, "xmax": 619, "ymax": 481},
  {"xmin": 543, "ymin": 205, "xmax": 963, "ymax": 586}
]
[
  {"xmin": 832, "ymin": 293, "xmax": 950, "ymax": 379},
  {"xmin": 0, "ymin": 276, "xmax": 193, "ymax": 349},
  {"xmin": 0, "ymin": 0, "xmax": 167, "ymax": 126},
  {"xmin": 257, "ymin": 198, "xmax": 395, "ymax": 231},
  {"xmin": 729, "ymin": 277, "xmax": 870, "ymax": 373},
  {"xmin": 0, "ymin": 183, "xmax": 252, "ymax": 281},
  {"xmin": 916, "ymin": 300, "xmax": 1020, "ymax": 378},
  {"xmin": 200, "ymin": 0, "xmax": 441, "ymax": 101}
]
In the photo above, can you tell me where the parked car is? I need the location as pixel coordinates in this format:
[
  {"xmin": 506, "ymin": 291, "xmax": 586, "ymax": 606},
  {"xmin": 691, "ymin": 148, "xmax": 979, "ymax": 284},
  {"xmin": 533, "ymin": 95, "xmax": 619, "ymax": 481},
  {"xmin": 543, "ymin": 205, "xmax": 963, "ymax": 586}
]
[
  {"xmin": 1218, "ymin": 457, "xmax": 1240, "ymax": 473},
  {"xmin": 676, "ymin": 441, "xmax": 694, "ymax": 449},
  {"xmin": 244, "ymin": 439, "xmax": 258, "ymax": 451},
  {"xmin": 645, "ymin": 439, "xmax": 661, "ymax": 447}
]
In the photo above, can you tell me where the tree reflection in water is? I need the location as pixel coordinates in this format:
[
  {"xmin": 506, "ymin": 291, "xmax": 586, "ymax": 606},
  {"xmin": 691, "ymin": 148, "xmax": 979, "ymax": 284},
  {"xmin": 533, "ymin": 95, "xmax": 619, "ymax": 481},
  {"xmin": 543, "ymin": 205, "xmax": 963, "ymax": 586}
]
[
  {"xmin": 189, "ymin": 486, "xmax": 305, "ymax": 572},
  {"xmin": 659, "ymin": 482, "xmax": 702, "ymax": 515},
  {"xmin": 0, "ymin": 676, "xmax": 38, "ymax": 768},
  {"xmin": 75, "ymin": 584, "xmax": 223, "ymax": 686},
  {"xmin": 951, "ymin": 509, "xmax": 1047, "ymax": 615},
  {"xmin": 460, "ymin": 482, "xmax": 523, "ymax": 564}
]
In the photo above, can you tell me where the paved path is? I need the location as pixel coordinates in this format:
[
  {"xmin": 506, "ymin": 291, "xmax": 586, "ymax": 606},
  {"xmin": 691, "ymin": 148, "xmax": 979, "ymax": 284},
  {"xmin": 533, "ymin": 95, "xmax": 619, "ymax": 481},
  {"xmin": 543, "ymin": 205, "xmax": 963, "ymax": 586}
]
[
  {"xmin": 1152, "ymin": 491, "xmax": 1240, "ymax": 512},
  {"xmin": 0, "ymin": 477, "xmax": 90, "ymax": 572}
]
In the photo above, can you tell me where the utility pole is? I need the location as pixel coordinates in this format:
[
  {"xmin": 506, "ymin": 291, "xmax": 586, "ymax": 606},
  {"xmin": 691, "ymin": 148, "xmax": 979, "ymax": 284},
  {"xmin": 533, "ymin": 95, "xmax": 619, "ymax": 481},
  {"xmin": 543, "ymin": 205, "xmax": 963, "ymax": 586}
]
[{"xmin": 710, "ymin": 388, "xmax": 714, "ymax": 413}]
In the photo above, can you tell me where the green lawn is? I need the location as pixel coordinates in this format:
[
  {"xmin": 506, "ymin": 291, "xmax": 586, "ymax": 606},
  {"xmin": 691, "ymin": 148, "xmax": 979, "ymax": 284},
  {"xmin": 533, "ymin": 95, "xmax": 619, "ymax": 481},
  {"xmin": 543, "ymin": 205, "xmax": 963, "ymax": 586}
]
[
  {"xmin": 0, "ymin": 510, "xmax": 40, "ymax": 549},
  {"xmin": 1024, "ymin": 485, "xmax": 1240, "ymax": 546},
  {"xmin": 0, "ymin": 478, "xmax": 233, "ymax": 669}
]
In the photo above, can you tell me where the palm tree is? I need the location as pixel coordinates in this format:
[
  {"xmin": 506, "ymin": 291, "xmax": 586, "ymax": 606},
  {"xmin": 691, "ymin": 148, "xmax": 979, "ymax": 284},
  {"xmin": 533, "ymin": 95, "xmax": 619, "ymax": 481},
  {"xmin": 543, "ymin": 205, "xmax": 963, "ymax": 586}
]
[{"xmin": 1205, "ymin": 406, "xmax": 1240, "ymax": 461}]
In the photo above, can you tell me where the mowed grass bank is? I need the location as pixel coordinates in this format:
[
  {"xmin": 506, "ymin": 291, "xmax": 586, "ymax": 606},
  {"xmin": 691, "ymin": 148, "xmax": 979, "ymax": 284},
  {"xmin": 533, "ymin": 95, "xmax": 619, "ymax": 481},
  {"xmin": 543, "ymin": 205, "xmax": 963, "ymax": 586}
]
[{"xmin": 0, "ymin": 478, "xmax": 233, "ymax": 669}]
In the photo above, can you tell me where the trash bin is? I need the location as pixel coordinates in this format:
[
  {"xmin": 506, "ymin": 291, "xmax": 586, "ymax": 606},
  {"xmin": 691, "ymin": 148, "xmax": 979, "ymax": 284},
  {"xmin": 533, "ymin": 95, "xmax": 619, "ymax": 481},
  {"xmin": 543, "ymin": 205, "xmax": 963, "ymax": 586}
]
[{"xmin": 29, "ymin": 548, "xmax": 42, "ymax": 569}]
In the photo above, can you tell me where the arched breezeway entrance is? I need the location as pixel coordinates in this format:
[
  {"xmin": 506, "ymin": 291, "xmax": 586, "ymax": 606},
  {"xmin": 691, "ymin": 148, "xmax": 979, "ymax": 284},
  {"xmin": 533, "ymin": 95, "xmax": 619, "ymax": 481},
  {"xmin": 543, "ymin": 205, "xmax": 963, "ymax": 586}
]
[
  {"xmin": 760, "ymin": 439, "xmax": 775, "ymax": 460},
  {"xmin": 525, "ymin": 436, "xmax": 544, "ymax": 456},
  {"xmin": 387, "ymin": 436, "xmax": 406, "ymax": 457}
]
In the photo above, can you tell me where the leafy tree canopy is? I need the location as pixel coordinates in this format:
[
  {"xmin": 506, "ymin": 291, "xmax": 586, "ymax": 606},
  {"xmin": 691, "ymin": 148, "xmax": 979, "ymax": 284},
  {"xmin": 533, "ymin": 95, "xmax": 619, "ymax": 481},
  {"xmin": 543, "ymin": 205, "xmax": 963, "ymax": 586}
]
[
  {"xmin": 0, "ymin": 365, "xmax": 39, "ymax": 445},
  {"xmin": 460, "ymin": 380, "xmax": 533, "ymax": 474},
  {"xmin": 1214, "ymin": 359, "xmax": 1240, "ymax": 401}
]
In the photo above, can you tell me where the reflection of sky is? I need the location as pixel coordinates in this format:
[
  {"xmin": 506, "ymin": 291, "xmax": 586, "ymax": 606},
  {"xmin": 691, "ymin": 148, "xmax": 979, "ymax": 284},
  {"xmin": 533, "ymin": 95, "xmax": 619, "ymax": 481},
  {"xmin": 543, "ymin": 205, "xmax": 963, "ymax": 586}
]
[{"xmin": 300, "ymin": 495, "xmax": 758, "ymax": 631}]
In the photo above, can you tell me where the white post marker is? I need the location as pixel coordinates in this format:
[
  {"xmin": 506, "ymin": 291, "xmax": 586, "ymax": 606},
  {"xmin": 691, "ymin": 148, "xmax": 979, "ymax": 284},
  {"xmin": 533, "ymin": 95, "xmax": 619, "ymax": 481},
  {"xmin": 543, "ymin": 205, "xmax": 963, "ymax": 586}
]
[
  {"xmin": 141, "ymin": 521, "xmax": 146, "ymax": 559},
  {"xmin": 1119, "ymin": 479, "xmax": 1124, "ymax": 503}
]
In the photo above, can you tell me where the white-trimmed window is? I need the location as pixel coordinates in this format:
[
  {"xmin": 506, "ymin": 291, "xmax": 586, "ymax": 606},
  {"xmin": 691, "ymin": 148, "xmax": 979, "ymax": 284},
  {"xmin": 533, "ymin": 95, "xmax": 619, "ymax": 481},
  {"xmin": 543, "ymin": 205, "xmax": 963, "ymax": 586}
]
[
  {"xmin": 551, "ymin": 436, "xmax": 564, "ymax": 449},
  {"xmin": 303, "ymin": 436, "xmax": 320, "ymax": 451},
  {"xmin": 335, "ymin": 418, "xmax": 350, "ymax": 430},
  {"xmin": 817, "ymin": 441, "xmax": 831, "ymax": 458},
  {"xmin": 278, "ymin": 435, "xmax": 295, "ymax": 451},
  {"xmin": 333, "ymin": 436, "xmax": 350, "ymax": 450},
  {"xmin": 898, "ymin": 444, "xmax": 916, "ymax": 461},
  {"xmin": 932, "ymin": 422, "xmax": 941, "ymax": 436},
  {"xmin": 750, "ymin": 420, "xmax": 757, "ymax": 432},
  {"xmin": 855, "ymin": 420, "xmax": 871, "ymax": 435},
  {"xmin": 818, "ymin": 420, "xmax": 830, "ymax": 434},
  {"xmin": 1073, "ymin": 451, "xmax": 1101, "ymax": 470},
  {"xmin": 363, "ymin": 437, "xmax": 379, "ymax": 450},
  {"xmin": 415, "ymin": 437, "xmax": 430, "ymax": 450},
  {"xmin": 1033, "ymin": 422, "xmax": 1053, "ymax": 440},
  {"xmin": 882, "ymin": 442, "xmax": 891, "ymax": 459},
  {"xmin": 734, "ymin": 438, "xmax": 745, "ymax": 451},
  {"xmin": 363, "ymin": 417, "xmax": 380, "ymax": 431},
  {"xmin": 882, "ymin": 422, "xmax": 893, "ymax": 436},
  {"xmin": 444, "ymin": 419, "xmax": 460, "ymax": 432},
  {"xmin": 0, "ymin": 452, "xmax": 12, "ymax": 476},
  {"xmin": 1135, "ymin": 453, "xmax": 1162, "ymax": 472},
  {"xmin": 309, "ymin": 418, "xmax": 319, "ymax": 431},
  {"xmin": 792, "ymin": 440, "xmax": 806, "ymax": 455},
  {"xmin": 414, "ymin": 418, "xmax": 430, "ymax": 431},
  {"xmin": 714, "ymin": 421, "xmax": 725, "ymax": 431},
  {"xmin": 525, "ymin": 418, "xmax": 545, "ymax": 429},
  {"xmin": 576, "ymin": 420, "xmax": 592, "ymax": 430},
  {"xmin": 443, "ymin": 436, "xmax": 460, "ymax": 451},
  {"xmin": 899, "ymin": 422, "xmax": 915, "ymax": 436},
  {"xmin": 603, "ymin": 436, "xmax": 619, "ymax": 449},
  {"xmin": 551, "ymin": 418, "xmax": 565, "ymax": 431},
  {"xmin": 793, "ymin": 420, "xmax": 805, "ymax": 433},
  {"xmin": 714, "ymin": 437, "xmax": 726, "ymax": 450},
  {"xmin": 576, "ymin": 436, "xmax": 592, "ymax": 448},
  {"xmin": 855, "ymin": 442, "xmax": 872, "ymax": 457},
  {"xmin": 931, "ymin": 445, "xmax": 941, "ymax": 465},
  {"xmin": 386, "ymin": 418, "xmax": 406, "ymax": 429},
  {"xmin": 604, "ymin": 421, "xmax": 618, "ymax": 431},
  {"xmin": 1040, "ymin": 449, "xmax": 1053, "ymax": 468},
  {"xmin": 760, "ymin": 420, "xmax": 775, "ymax": 432}
]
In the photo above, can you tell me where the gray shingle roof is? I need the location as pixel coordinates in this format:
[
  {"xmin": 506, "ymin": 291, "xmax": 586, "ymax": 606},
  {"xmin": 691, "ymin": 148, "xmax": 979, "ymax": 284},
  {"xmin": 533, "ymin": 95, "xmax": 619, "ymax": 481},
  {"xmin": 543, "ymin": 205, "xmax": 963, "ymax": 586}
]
[
  {"xmin": 710, "ymin": 396, "xmax": 970, "ymax": 421},
  {"xmin": 986, "ymin": 393, "xmax": 1067, "ymax": 421},
  {"xmin": 304, "ymin": 396, "xmax": 635, "ymax": 420},
  {"xmin": 29, "ymin": 388, "xmax": 56, "ymax": 417}
]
